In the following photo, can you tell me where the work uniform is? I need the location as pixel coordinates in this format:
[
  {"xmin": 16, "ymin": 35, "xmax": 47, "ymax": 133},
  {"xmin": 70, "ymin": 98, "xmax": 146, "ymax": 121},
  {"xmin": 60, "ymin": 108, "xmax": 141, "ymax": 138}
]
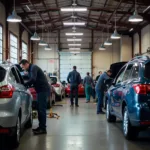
[
  {"xmin": 25, "ymin": 64, "xmax": 50, "ymax": 130},
  {"xmin": 67, "ymin": 70, "xmax": 81, "ymax": 106},
  {"xmin": 83, "ymin": 75, "xmax": 94, "ymax": 102},
  {"xmin": 95, "ymin": 72, "xmax": 110, "ymax": 113}
]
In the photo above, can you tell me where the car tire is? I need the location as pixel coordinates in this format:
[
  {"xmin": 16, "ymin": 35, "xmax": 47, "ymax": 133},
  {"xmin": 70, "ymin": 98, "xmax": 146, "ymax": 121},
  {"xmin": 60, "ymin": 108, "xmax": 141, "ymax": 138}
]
[
  {"xmin": 25, "ymin": 109, "xmax": 33, "ymax": 129},
  {"xmin": 123, "ymin": 106, "xmax": 139, "ymax": 140},
  {"xmin": 106, "ymin": 101, "xmax": 116, "ymax": 122},
  {"xmin": 11, "ymin": 115, "xmax": 21, "ymax": 148}
]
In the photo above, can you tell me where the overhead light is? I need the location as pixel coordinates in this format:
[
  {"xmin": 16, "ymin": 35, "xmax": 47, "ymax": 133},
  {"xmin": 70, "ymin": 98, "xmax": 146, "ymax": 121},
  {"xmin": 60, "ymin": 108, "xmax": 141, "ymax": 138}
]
[
  {"xmin": 61, "ymin": 8, "xmax": 87, "ymax": 12},
  {"xmin": 39, "ymin": 40, "xmax": 48, "ymax": 46},
  {"xmin": 143, "ymin": 6, "xmax": 150, "ymax": 13},
  {"xmin": 26, "ymin": 5, "xmax": 31, "ymax": 11},
  {"xmin": 69, "ymin": 48, "xmax": 81, "ymax": 50},
  {"xmin": 67, "ymin": 39, "xmax": 82, "ymax": 41},
  {"xmin": 7, "ymin": 10, "xmax": 22, "ymax": 23},
  {"xmin": 45, "ymin": 44, "xmax": 52, "ymax": 50},
  {"xmin": 30, "ymin": 32, "xmax": 40, "ymax": 41},
  {"xmin": 99, "ymin": 44, "xmax": 106, "ymax": 51},
  {"xmin": 70, "ymin": 51, "xmax": 80, "ymax": 54},
  {"xmin": 104, "ymin": 38, "xmax": 112, "ymax": 46},
  {"xmin": 68, "ymin": 44, "xmax": 81, "ymax": 46},
  {"xmin": 30, "ymin": 13, "xmax": 40, "ymax": 41},
  {"xmin": 63, "ymin": 22, "xmax": 85, "ymax": 26},
  {"xmin": 129, "ymin": 28, "xmax": 134, "ymax": 32},
  {"xmin": 111, "ymin": 29, "xmax": 121, "ymax": 39},
  {"xmin": 128, "ymin": 10, "xmax": 143, "ymax": 22},
  {"xmin": 66, "ymin": 33, "xmax": 83, "ymax": 36}
]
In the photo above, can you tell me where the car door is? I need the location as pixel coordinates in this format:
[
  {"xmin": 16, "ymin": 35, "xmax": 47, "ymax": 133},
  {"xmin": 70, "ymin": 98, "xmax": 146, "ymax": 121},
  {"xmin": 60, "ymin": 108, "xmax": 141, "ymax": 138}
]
[
  {"xmin": 110, "ymin": 66, "xmax": 126, "ymax": 116},
  {"xmin": 116, "ymin": 64, "xmax": 134, "ymax": 115},
  {"xmin": 15, "ymin": 68, "xmax": 31, "ymax": 121}
]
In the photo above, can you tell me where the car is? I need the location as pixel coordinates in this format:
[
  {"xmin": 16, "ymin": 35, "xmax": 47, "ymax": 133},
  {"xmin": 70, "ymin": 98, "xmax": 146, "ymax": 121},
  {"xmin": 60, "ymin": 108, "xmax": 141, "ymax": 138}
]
[
  {"xmin": 65, "ymin": 80, "xmax": 85, "ymax": 96},
  {"xmin": 106, "ymin": 55, "xmax": 150, "ymax": 140},
  {"xmin": 49, "ymin": 76, "xmax": 65, "ymax": 101},
  {"xmin": 0, "ymin": 62, "xmax": 33, "ymax": 148}
]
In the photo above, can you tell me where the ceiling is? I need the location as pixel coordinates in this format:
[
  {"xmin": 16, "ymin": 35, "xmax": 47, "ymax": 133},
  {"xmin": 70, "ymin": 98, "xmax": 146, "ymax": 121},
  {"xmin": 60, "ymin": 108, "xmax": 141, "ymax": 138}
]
[{"xmin": 2, "ymin": 0, "xmax": 150, "ymax": 34}]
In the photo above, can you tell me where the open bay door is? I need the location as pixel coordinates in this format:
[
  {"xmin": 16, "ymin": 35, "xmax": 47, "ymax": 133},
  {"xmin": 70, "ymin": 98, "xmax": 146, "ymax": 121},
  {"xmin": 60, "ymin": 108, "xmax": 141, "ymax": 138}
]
[{"xmin": 60, "ymin": 52, "xmax": 92, "ymax": 82}]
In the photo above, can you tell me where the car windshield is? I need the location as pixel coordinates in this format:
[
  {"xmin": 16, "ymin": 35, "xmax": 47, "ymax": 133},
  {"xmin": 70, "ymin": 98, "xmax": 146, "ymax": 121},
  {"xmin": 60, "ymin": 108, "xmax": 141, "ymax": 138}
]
[
  {"xmin": 144, "ymin": 62, "xmax": 150, "ymax": 79},
  {"xmin": 0, "ymin": 66, "xmax": 6, "ymax": 82}
]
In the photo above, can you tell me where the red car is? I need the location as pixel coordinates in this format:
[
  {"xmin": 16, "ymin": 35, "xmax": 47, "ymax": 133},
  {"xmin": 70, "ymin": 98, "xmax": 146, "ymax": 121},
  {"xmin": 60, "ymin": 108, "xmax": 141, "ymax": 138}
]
[{"xmin": 65, "ymin": 83, "xmax": 85, "ymax": 96}]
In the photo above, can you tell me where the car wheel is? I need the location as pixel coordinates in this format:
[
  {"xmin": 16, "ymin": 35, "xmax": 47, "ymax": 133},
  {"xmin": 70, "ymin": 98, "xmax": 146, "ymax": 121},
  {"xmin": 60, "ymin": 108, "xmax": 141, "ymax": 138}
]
[
  {"xmin": 11, "ymin": 116, "xmax": 21, "ymax": 148},
  {"xmin": 123, "ymin": 106, "xmax": 139, "ymax": 140},
  {"xmin": 106, "ymin": 101, "xmax": 116, "ymax": 122},
  {"xmin": 25, "ymin": 109, "xmax": 33, "ymax": 129}
]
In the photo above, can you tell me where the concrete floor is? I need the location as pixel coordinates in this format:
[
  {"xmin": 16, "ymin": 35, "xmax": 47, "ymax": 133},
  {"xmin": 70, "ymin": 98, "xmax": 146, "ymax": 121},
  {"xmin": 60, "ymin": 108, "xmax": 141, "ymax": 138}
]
[{"xmin": 18, "ymin": 98, "xmax": 150, "ymax": 150}]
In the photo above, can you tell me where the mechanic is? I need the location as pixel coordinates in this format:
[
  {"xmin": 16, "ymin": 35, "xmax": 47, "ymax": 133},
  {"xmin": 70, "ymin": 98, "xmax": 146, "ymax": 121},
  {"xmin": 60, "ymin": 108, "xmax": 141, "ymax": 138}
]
[
  {"xmin": 96, "ymin": 71, "xmax": 102, "ymax": 81},
  {"xmin": 67, "ymin": 66, "xmax": 81, "ymax": 107},
  {"xmin": 19, "ymin": 59, "xmax": 50, "ymax": 135},
  {"xmin": 83, "ymin": 72, "xmax": 94, "ymax": 103},
  {"xmin": 95, "ymin": 70, "xmax": 112, "ymax": 114}
]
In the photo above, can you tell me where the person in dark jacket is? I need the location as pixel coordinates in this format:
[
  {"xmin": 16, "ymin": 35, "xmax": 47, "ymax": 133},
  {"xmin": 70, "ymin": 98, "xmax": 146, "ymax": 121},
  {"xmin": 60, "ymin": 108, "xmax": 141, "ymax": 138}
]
[
  {"xmin": 67, "ymin": 66, "xmax": 81, "ymax": 107},
  {"xmin": 20, "ymin": 59, "xmax": 50, "ymax": 135},
  {"xmin": 83, "ymin": 72, "xmax": 94, "ymax": 103},
  {"xmin": 95, "ymin": 70, "xmax": 112, "ymax": 114}
]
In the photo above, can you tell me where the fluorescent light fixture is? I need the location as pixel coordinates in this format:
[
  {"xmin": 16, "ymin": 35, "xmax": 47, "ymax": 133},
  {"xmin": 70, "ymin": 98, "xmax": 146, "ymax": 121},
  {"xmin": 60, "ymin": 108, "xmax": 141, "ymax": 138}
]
[
  {"xmin": 67, "ymin": 39, "xmax": 82, "ymax": 41},
  {"xmin": 39, "ymin": 40, "xmax": 48, "ymax": 46},
  {"xmin": 45, "ymin": 45, "xmax": 52, "ymax": 50},
  {"xmin": 61, "ymin": 8, "xmax": 87, "ymax": 12},
  {"xmin": 128, "ymin": 9, "xmax": 143, "ymax": 22},
  {"xmin": 129, "ymin": 28, "xmax": 134, "ymax": 32},
  {"xmin": 70, "ymin": 51, "xmax": 80, "ymax": 54},
  {"xmin": 7, "ymin": 10, "xmax": 22, "ymax": 22},
  {"xmin": 26, "ymin": 5, "xmax": 31, "ymax": 11},
  {"xmin": 111, "ymin": 29, "xmax": 121, "ymax": 39},
  {"xmin": 66, "ymin": 33, "xmax": 83, "ymax": 36},
  {"xmin": 63, "ymin": 22, "xmax": 85, "ymax": 26},
  {"xmin": 68, "ymin": 44, "xmax": 81, "ymax": 46},
  {"xmin": 99, "ymin": 44, "xmax": 106, "ymax": 51},
  {"xmin": 104, "ymin": 38, "xmax": 112, "ymax": 46},
  {"xmin": 143, "ymin": 6, "xmax": 150, "ymax": 13},
  {"xmin": 69, "ymin": 48, "xmax": 81, "ymax": 50},
  {"xmin": 30, "ymin": 32, "xmax": 40, "ymax": 41}
]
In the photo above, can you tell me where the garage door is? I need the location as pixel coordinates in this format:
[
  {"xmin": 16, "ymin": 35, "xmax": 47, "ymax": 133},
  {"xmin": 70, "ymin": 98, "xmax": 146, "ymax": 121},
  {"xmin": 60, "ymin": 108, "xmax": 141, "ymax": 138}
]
[{"xmin": 60, "ymin": 52, "xmax": 92, "ymax": 82}]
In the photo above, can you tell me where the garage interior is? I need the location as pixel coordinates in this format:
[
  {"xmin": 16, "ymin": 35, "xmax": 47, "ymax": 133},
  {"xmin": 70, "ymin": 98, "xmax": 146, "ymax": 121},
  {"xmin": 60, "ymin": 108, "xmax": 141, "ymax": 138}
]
[{"xmin": 0, "ymin": 0, "xmax": 150, "ymax": 149}]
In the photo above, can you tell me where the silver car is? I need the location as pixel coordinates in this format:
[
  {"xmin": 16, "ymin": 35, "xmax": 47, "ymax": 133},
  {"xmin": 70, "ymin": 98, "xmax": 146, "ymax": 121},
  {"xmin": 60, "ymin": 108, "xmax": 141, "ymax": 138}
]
[{"xmin": 0, "ymin": 62, "xmax": 32, "ymax": 148}]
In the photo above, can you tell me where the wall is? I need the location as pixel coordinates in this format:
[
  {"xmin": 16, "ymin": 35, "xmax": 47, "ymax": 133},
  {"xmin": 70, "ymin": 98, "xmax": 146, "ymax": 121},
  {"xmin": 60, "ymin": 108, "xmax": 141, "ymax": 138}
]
[
  {"xmin": 22, "ymin": 30, "xmax": 28, "ymax": 44},
  {"xmin": 0, "ymin": 2, "xmax": 6, "ymax": 60},
  {"xmin": 133, "ymin": 33, "xmax": 139, "ymax": 55},
  {"xmin": 120, "ymin": 36, "xmax": 132, "ymax": 61}
]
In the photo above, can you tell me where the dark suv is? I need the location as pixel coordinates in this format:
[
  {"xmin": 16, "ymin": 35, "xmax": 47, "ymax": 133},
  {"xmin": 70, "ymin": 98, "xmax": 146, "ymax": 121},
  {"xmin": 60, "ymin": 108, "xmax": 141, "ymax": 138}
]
[{"xmin": 106, "ymin": 55, "xmax": 150, "ymax": 140}]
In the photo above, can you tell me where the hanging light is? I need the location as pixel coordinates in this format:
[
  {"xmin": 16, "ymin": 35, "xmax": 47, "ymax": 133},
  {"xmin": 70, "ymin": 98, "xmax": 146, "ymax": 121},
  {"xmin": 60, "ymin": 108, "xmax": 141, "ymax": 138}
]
[
  {"xmin": 104, "ymin": 25, "xmax": 112, "ymax": 46},
  {"xmin": 128, "ymin": 0, "xmax": 143, "ymax": 22},
  {"xmin": 45, "ymin": 31, "xmax": 52, "ymax": 50},
  {"xmin": 39, "ymin": 22, "xmax": 47, "ymax": 46},
  {"xmin": 7, "ymin": 0, "xmax": 22, "ymax": 22},
  {"xmin": 99, "ymin": 32, "xmax": 106, "ymax": 50},
  {"xmin": 111, "ymin": 13, "xmax": 121, "ymax": 39},
  {"xmin": 31, "ymin": 13, "xmax": 40, "ymax": 41}
]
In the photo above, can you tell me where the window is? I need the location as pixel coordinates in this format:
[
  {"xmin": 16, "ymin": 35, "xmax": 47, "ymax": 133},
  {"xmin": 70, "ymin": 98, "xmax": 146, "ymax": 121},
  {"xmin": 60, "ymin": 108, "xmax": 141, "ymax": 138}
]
[
  {"xmin": 122, "ymin": 64, "xmax": 133, "ymax": 81},
  {"xmin": 11, "ymin": 67, "xmax": 20, "ymax": 83},
  {"xmin": 131, "ymin": 65, "xmax": 139, "ymax": 79},
  {"xmin": 10, "ymin": 33, "xmax": 18, "ymax": 64},
  {"xmin": 0, "ymin": 26, "xmax": 2, "ymax": 63},
  {"xmin": 115, "ymin": 67, "xmax": 126, "ymax": 84},
  {"xmin": 22, "ymin": 42, "xmax": 28, "ymax": 59}
]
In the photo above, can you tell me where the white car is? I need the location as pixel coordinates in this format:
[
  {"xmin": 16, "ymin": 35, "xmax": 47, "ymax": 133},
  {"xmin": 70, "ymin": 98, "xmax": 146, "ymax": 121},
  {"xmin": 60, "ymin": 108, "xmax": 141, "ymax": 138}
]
[{"xmin": 50, "ymin": 76, "xmax": 65, "ymax": 101}]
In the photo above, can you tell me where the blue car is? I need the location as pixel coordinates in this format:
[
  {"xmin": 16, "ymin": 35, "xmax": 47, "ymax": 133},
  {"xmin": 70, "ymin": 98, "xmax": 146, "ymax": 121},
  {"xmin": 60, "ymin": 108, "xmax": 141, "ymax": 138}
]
[{"xmin": 106, "ymin": 55, "xmax": 150, "ymax": 140}]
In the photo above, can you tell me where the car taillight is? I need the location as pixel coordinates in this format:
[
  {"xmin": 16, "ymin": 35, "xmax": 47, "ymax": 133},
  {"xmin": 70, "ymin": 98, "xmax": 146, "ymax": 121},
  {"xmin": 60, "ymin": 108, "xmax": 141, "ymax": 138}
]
[
  {"xmin": 0, "ymin": 84, "xmax": 14, "ymax": 98},
  {"xmin": 53, "ymin": 84, "xmax": 60, "ymax": 87},
  {"xmin": 133, "ymin": 84, "xmax": 150, "ymax": 95}
]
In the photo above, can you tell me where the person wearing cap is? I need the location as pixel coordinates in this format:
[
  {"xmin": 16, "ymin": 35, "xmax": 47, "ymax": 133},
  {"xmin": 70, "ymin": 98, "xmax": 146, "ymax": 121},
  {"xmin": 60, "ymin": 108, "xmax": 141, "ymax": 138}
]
[
  {"xmin": 95, "ymin": 70, "xmax": 112, "ymax": 114},
  {"xmin": 67, "ymin": 66, "xmax": 81, "ymax": 107},
  {"xmin": 83, "ymin": 72, "xmax": 94, "ymax": 103}
]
